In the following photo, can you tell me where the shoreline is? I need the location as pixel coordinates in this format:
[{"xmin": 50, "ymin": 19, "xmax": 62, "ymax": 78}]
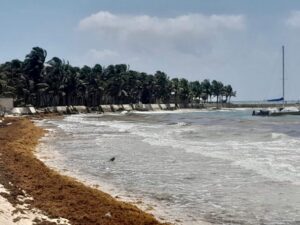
[
  {"xmin": 34, "ymin": 114, "xmax": 214, "ymax": 225},
  {"xmin": 0, "ymin": 117, "xmax": 168, "ymax": 225}
]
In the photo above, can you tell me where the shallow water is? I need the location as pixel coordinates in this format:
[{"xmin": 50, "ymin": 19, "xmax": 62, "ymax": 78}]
[{"xmin": 36, "ymin": 109, "xmax": 300, "ymax": 225}]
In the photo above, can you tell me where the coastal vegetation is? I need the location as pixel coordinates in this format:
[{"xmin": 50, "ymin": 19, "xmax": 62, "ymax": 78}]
[{"xmin": 0, "ymin": 47, "xmax": 236, "ymax": 107}]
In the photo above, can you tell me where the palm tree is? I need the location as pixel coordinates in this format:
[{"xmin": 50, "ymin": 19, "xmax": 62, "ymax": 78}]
[
  {"xmin": 0, "ymin": 46, "xmax": 237, "ymax": 108},
  {"xmin": 44, "ymin": 57, "xmax": 67, "ymax": 106},
  {"xmin": 211, "ymin": 80, "xmax": 224, "ymax": 104},
  {"xmin": 201, "ymin": 79, "xmax": 211, "ymax": 103},
  {"xmin": 0, "ymin": 61, "xmax": 20, "ymax": 99},
  {"xmin": 23, "ymin": 47, "xmax": 47, "ymax": 106},
  {"xmin": 140, "ymin": 73, "xmax": 155, "ymax": 104},
  {"xmin": 154, "ymin": 71, "xmax": 171, "ymax": 103},
  {"xmin": 89, "ymin": 64, "xmax": 104, "ymax": 106},
  {"xmin": 171, "ymin": 78, "xmax": 179, "ymax": 106},
  {"xmin": 189, "ymin": 81, "xmax": 202, "ymax": 102},
  {"xmin": 105, "ymin": 65, "xmax": 128, "ymax": 104},
  {"xmin": 123, "ymin": 70, "xmax": 142, "ymax": 104},
  {"xmin": 178, "ymin": 78, "xmax": 190, "ymax": 104},
  {"xmin": 222, "ymin": 85, "xmax": 232, "ymax": 103}
]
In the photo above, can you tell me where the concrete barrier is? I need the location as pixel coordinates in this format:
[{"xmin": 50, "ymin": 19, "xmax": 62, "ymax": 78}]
[
  {"xmin": 159, "ymin": 104, "xmax": 167, "ymax": 110},
  {"xmin": 55, "ymin": 106, "xmax": 67, "ymax": 114},
  {"xmin": 46, "ymin": 107, "xmax": 55, "ymax": 113},
  {"xmin": 123, "ymin": 104, "xmax": 133, "ymax": 111},
  {"xmin": 112, "ymin": 105, "xmax": 124, "ymax": 111},
  {"xmin": 150, "ymin": 104, "xmax": 160, "ymax": 110},
  {"xmin": 177, "ymin": 103, "xmax": 187, "ymax": 108},
  {"xmin": 99, "ymin": 105, "xmax": 112, "ymax": 112},
  {"xmin": 11, "ymin": 107, "xmax": 36, "ymax": 115},
  {"xmin": 73, "ymin": 106, "xmax": 88, "ymax": 113},
  {"xmin": 28, "ymin": 107, "xmax": 36, "ymax": 114},
  {"xmin": 134, "ymin": 103, "xmax": 143, "ymax": 111},
  {"xmin": 143, "ymin": 104, "xmax": 152, "ymax": 111},
  {"xmin": 12, "ymin": 102, "xmax": 239, "ymax": 115},
  {"xmin": 169, "ymin": 103, "xmax": 176, "ymax": 109}
]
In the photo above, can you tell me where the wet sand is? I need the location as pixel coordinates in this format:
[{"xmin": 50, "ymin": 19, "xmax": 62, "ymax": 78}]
[{"xmin": 0, "ymin": 117, "xmax": 168, "ymax": 225}]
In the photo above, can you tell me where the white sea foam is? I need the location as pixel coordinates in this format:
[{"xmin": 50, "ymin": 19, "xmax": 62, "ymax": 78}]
[
  {"xmin": 175, "ymin": 122, "xmax": 190, "ymax": 126},
  {"xmin": 89, "ymin": 116, "xmax": 300, "ymax": 184},
  {"xmin": 232, "ymin": 159, "xmax": 300, "ymax": 184},
  {"xmin": 131, "ymin": 109, "xmax": 205, "ymax": 114},
  {"xmin": 271, "ymin": 132, "xmax": 287, "ymax": 139},
  {"xmin": 36, "ymin": 112, "xmax": 300, "ymax": 225}
]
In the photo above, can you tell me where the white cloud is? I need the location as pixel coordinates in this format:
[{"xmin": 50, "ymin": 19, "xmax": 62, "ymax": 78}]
[
  {"xmin": 286, "ymin": 11, "xmax": 300, "ymax": 28},
  {"xmin": 87, "ymin": 49, "xmax": 119, "ymax": 60},
  {"xmin": 78, "ymin": 11, "xmax": 245, "ymax": 55},
  {"xmin": 79, "ymin": 11, "xmax": 245, "ymax": 34}
]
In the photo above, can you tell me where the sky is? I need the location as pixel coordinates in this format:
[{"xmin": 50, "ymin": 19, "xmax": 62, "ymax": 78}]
[{"xmin": 1, "ymin": 0, "xmax": 300, "ymax": 101}]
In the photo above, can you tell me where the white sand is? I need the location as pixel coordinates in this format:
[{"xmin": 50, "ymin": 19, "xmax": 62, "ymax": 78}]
[{"xmin": 0, "ymin": 184, "xmax": 70, "ymax": 225}]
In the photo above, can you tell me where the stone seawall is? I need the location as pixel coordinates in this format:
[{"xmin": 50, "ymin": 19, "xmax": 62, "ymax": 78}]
[{"xmin": 9, "ymin": 102, "xmax": 298, "ymax": 115}]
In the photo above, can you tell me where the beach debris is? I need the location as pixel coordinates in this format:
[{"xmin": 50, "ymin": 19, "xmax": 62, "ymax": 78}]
[
  {"xmin": 104, "ymin": 212, "xmax": 112, "ymax": 218},
  {"xmin": 109, "ymin": 157, "xmax": 116, "ymax": 162}
]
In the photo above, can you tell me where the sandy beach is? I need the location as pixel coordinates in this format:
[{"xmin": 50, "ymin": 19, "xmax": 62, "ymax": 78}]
[{"xmin": 0, "ymin": 117, "xmax": 167, "ymax": 225}]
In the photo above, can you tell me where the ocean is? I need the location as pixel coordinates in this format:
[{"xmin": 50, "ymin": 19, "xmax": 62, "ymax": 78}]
[{"xmin": 36, "ymin": 109, "xmax": 300, "ymax": 225}]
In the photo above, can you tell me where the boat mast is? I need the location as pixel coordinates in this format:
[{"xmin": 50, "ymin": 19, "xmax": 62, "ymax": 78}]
[{"xmin": 282, "ymin": 45, "xmax": 285, "ymax": 106}]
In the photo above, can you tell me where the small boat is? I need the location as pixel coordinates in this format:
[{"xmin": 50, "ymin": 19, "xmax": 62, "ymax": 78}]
[
  {"xmin": 252, "ymin": 46, "xmax": 300, "ymax": 116},
  {"xmin": 269, "ymin": 107, "xmax": 300, "ymax": 116},
  {"xmin": 252, "ymin": 109, "xmax": 273, "ymax": 116}
]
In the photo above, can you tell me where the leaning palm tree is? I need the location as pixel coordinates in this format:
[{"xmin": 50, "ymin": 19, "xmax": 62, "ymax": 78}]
[{"xmin": 23, "ymin": 47, "xmax": 47, "ymax": 106}]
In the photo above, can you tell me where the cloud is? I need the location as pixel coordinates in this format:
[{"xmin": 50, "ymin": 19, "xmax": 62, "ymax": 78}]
[
  {"xmin": 79, "ymin": 11, "xmax": 245, "ymax": 34},
  {"xmin": 87, "ymin": 49, "xmax": 119, "ymax": 60},
  {"xmin": 78, "ymin": 11, "xmax": 246, "ymax": 55},
  {"xmin": 286, "ymin": 11, "xmax": 300, "ymax": 28}
]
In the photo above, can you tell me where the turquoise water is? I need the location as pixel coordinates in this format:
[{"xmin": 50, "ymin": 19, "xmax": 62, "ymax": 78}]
[{"xmin": 37, "ymin": 109, "xmax": 300, "ymax": 225}]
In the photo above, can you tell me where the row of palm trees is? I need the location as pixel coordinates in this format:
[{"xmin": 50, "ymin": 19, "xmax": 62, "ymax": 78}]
[{"xmin": 0, "ymin": 47, "xmax": 236, "ymax": 107}]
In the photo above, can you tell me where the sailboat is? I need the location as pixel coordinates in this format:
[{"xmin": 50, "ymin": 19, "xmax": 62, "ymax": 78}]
[{"xmin": 252, "ymin": 46, "xmax": 300, "ymax": 116}]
